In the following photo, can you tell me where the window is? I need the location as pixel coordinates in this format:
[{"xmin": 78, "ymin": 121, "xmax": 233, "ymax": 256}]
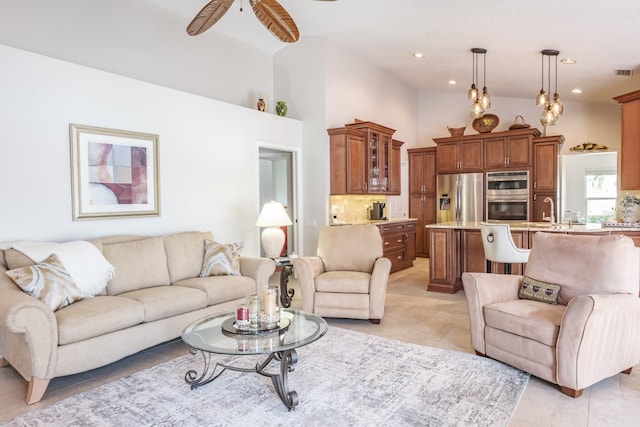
[{"xmin": 584, "ymin": 170, "xmax": 617, "ymax": 223}]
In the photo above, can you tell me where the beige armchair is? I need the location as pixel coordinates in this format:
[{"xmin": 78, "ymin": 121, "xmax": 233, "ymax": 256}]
[
  {"xmin": 462, "ymin": 232, "xmax": 640, "ymax": 397},
  {"xmin": 292, "ymin": 224, "xmax": 391, "ymax": 323}
]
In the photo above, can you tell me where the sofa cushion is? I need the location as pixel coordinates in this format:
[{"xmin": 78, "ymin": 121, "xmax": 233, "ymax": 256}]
[
  {"xmin": 526, "ymin": 233, "xmax": 639, "ymax": 305},
  {"xmin": 118, "ymin": 286, "xmax": 208, "ymax": 322},
  {"xmin": 4, "ymin": 248, "xmax": 36, "ymax": 269},
  {"xmin": 55, "ymin": 296, "xmax": 145, "ymax": 345},
  {"xmin": 199, "ymin": 240, "xmax": 244, "ymax": 277},
  {"xmin": 102, "ymin": 236, "xmax": 171, "ymax": 296},
  {"xmin": 315, "ymin": 271, "xmax": 371, "ymax": 293},
  {"xmin": 519, "ymin": 276, "xmax": 560, "ymax": 304},
  {"xmin": 484, "ymin": 299, "xmax": 565, "ymax": 347},
  {"xmin": 175, "ymin": 276, "xmax": 255, "ymax": 305},
  {"xmin": 6, "ymin": 254, "xmax": 83, "ymax": 311},
  {"xmin": 163, "ymin": 231, "xmax": 214, "ymax": 283}
]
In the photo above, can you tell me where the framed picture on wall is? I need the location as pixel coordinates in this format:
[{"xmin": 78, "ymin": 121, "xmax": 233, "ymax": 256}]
[{"xmin": 69, "ymin": 123, "xmax": 160, "ymax": 220}]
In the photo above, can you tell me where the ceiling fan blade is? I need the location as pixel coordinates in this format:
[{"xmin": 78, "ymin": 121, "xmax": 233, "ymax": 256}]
[
  {"xmin": 251, "ymin": 0, "xmax": 300, "ymax": 43},
  {"xmin": 187, "ymin": 0, "xmax": 235, "ymax": 36}
]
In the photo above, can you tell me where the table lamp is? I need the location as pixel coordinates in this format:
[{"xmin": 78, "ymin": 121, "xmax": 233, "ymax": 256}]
[{"xmin": 255, "ymin": 201, "xmax": 292, "ymax": 259}]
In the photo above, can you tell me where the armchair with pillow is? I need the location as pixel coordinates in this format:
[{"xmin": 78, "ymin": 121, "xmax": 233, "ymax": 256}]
[
  {"xmin": 292, "ymin": 224, "xmax": 391, "ymax": 323},
  {"xmin": 462, "ymin": 232, "xmax": 640, "ymax": 397}
]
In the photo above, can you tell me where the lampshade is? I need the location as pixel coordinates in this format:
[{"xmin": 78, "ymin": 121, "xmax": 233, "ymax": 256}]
[
  {"xmin": 256, "ymin": 201, "xmax": 292, "ymax": 259},
  {"xmin": 256, "ymin": 201, "xmax": 293, "ymax": 228}
]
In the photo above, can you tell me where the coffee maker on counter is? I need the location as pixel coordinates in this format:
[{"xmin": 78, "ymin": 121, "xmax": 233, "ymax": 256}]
[{"xmin": 367, "ymin": 201, "xmax": 386, "ymax": 220}]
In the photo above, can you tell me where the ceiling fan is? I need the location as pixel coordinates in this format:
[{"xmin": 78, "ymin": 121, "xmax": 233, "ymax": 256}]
[{"xmin": 187, "ymin": 0, "xmax": 337, "ymax": 43}]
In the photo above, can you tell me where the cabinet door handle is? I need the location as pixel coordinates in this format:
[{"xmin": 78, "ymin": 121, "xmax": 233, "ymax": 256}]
[
  {"xmin": 507, "ymin": 156, "xmax": 510, "ymax": 165},
  {"xmin": 396, "ymin": 239, "xmax": 402, "ymax": 243},
  {"xmin": 397, "ymin": 255, "xmax": 402, "ymax": 260},
  {"xmin": 384, "ymin": 241, "xmax": 389, "ymax": 246}
]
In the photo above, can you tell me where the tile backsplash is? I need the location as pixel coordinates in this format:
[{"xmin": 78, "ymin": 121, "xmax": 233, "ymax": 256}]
[{"xmin": 329, "ymin": 195, "xmax": 387, "ymax": 223}]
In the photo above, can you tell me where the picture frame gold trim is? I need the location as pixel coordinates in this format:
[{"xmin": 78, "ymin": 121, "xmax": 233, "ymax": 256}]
[{"xmin": 69, "ymin": 123, "xmax": 160, "ymax": 220}]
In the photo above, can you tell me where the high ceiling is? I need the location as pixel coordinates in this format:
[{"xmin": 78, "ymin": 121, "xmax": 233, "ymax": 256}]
[{"xmin": 148, "ymin": 0, "xmax": 640, "ymax": 104}]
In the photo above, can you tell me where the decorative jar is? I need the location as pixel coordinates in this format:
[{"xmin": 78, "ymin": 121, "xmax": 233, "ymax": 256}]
[
  {"xmin": 275, "ymin": 101, "xmax": 287, "ymax": 117},
  {"xmin": 619, "ymin": 193, "xmax": 640, "ymax": 224}
]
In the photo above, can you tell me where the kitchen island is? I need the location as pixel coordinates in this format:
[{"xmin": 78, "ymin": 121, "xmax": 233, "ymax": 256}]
[{"xmin": 426, "ymin": 221, "xmax": 640, "ymax": 293}]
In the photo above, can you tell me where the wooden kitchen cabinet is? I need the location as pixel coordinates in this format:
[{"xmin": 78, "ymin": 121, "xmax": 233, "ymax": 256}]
[
  {"xmin": 328, "ymin": 127, "xmax": 367, "ymax": 194},
  {"xmin": 532, "ymin": 135, "xmax": 564, "ymax": 221},
  {"xmin": 329, "ymin": 120, "xmax": 402, "ymax": 195},
  {"xmin": 408, "ymin": 147, "xmax": 436, "ymax": 257},
  {"xmin": 435, "ymin": 139, "xmax": 483, "ymax": 173},
  {"xmin": 484, "ymin": 134, "xmax": 531, "ymax": 169},
  {"xmin": 427, "ymin": 227, "xmax": 461, "ymax": 293},
  {"xmin": 614, "ymin": 90, "xmax": 640, "ymax": 190},
  {"xmin": 377, "ymin": 220, "xmax": 417, "ymax": 273}
]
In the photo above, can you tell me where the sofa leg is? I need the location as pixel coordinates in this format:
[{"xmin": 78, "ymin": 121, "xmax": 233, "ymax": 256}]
[
  {"xmin": 370, "ymin": 319, "xmax": 381, "ymax": 324},
  {"xmin": 622, "ymin": 367, "xmax": 633, "ymax": 375},
  {"xmin": 26, "ymin": 377, "xmax": 50, "ymax": 405},
  {"xmin": 0, "ymin": 356, "xmax": 9, "ymax": 368},
  {"xmin": 474, "ymin": 351, "xmax": 486, "ymax": 357},
  {"xmin": 560, "ymin": 386, "xmax": 583, "ymax": 398}
]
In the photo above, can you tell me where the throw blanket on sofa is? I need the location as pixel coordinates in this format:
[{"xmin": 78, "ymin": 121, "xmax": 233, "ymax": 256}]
[{"xmin": 11, "ymin": 241, "xmax": 115, "ymax": 297}]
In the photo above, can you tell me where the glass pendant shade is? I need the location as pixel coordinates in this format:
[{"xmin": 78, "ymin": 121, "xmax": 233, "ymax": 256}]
[
  {"xmin": 551, "ymin": 93, "xmax": 563, "ymax": 116},
  {"xmin": 470, "ymin": 99, "xmax": 484, "ymax": 118},
  {"xmin": 480, "ymin": 87, "xmax": 491, "ymax": 109},
  {"xmin": 540, "ymin": 105, "xmax": 558, "ymax": 126},
  {"xmin": 536, "ymin": 89, "xmax": 548, "ymax": 106},
  {"xmin": 468, "ymin": 84, "xmax": 478, "ymax": 100}
]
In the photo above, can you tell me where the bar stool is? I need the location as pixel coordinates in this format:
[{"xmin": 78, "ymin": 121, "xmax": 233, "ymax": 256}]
[{"xmin": 479, "ymin": 222, "xmax": 530, "ymax": 274}]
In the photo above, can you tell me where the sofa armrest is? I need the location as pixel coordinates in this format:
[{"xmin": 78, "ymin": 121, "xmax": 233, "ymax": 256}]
[
  {"xmin": 370, "ymin": 257, "xmax": 392, "ymax": 319},
  {"xmin": 291, "ymin": 257, "xmax": 325, "ymax": 313},
  {"xmin": 461, "ymin": 272, "xmax": 522, "ymax": 354},
  {"xmin": 0, "ymin": 273, "xmax": 58, "ymax": 381},
  {"xmin": 239, "ymin": 256, "xmax": 275, "ymax": 292},
  {"xmin": 557, "ymin": 293, "xmax": 640, "ymax": 391}
]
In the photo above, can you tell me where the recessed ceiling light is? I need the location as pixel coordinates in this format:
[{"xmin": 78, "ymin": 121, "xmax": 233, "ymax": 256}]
[
  {"xmin": 561, "ymin": 58, "xmax": 576, "ymax": 64},
  {"xmin": 572, "ymin": 88, "xmax": 583, "ymax": 94},
  {"xmin": 413, "ymin": 52, "xmax": 425, "ymax": 59},
  {"xmin": 448, "ymin": 80, "xmax": 457, "ymax": 85}
]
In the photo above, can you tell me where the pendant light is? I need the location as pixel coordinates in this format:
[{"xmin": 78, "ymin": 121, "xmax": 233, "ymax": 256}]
[
  {"xmin": 468, "ymin": 48, "xmax": 490, "ymax": 118},
  {"xmin": 537, "ymin": 49, "xmax": 562, "ymax": 127}
]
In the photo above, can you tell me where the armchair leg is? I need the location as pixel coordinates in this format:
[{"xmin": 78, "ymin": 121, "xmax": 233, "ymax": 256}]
[
  {"xmin": 0, "ymin": 356, "xmax": 9, "ymax": 367},
  {"xmin": 622, "ymin": 367, "xmax": 633, "ymax": 375},
  {"xmin": 370, "ymin": 319, "xmax": 381, "ymax": 324},
  {"xmin": 26, "ymin": 377, "xmax": 50, "ymax": 405},
  {"xmin": 560, "ymin": 386, "xmax": 583, "ymax": 398},
  {"xmin": 474, "ymin": 351, "xmax": 486, "ymax": 357}
]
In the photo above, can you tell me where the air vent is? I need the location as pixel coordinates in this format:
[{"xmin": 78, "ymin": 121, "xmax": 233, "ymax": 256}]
[{"xmin": 615, "ymin": 69, "xmax": 634, "ymax": 76}]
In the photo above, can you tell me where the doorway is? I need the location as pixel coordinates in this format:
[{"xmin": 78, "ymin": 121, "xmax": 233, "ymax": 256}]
[{"xmin": 259, "ymin": 147, "xmax": 296, "ymax": 257}]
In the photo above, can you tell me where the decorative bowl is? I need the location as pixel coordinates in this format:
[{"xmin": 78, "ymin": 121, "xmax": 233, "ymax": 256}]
[
  {"xmin": 447, "ymin": 126, "xmax": 466, "ymax": 137},
  {"xmin": 472, "ymin": 114, "xmax": 499, "ymax": 133}
]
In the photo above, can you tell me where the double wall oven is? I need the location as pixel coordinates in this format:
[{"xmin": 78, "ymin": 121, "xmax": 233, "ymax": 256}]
[{"xmin": 486, "ymin": 170, "xmax": 529, "ymax": 222}]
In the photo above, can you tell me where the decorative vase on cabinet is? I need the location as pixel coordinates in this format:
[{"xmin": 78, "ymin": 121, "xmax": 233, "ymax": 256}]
[{"xmin": 276, "ymin": 101, "xmax": 287, "ymax": 117}]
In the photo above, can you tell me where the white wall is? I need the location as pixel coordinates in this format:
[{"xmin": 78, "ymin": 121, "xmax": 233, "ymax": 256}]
[
  {"xmin": 0, "ymin": 45, "xmax": 302, "ymax": 256},
  {"xmin": 0, "ymin": 0, "xmax": 273, "ymax": 109}
]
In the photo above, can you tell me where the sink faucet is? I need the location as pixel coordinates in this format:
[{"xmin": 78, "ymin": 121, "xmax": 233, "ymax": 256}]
[{"xmin": 543, "ymin": 197, "xmax": 555, "ymax": 224}]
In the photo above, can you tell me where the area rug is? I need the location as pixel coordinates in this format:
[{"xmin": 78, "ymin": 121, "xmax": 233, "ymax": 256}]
[{"xmin": 3, "ymin": 327, "xmax": 529, "ymax": 427}]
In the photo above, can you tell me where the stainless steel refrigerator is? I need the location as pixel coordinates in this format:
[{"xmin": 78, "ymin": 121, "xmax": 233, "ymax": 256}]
[{"xmin": 436, "ymin": 173, "xmax": 484, "ymax": 223}]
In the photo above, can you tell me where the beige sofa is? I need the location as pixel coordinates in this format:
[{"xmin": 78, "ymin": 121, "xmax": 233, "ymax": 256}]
[
  {"xmin": 0, "ymin": 231, "xmax": 275, "ymax": 404},
  {"xmin": 292, "ymin": 224, "xmax": 391, "ymax": 323},
  {"xmin": 462, "ymin": 232, "xmax": 640, "ymax": 397}
]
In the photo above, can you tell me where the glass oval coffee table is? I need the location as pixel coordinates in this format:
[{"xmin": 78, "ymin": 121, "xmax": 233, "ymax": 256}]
[{"xmin": 181, "ymin": 309, "xmax": 328, "ymax": 410}]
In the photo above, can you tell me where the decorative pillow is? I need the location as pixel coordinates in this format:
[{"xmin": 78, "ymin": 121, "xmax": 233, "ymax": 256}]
[
  {"xmin": 199, "ymin": 240, "xmax": 244, "ymax": 277},
  {"xmin": 5, "ymin": 254, "xmax": 83, "ymax": 311},
  {"xmin": 518, "ymin": 276, "xmax": 561, "ymax": 305}
]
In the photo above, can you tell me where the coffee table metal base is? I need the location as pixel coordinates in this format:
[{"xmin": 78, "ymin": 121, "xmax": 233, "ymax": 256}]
[{"xmin": 185, "ymin": 348, "xmax": 300, "ymax": 410}]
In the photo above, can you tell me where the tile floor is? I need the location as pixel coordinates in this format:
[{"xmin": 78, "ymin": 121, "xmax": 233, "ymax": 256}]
[{"xmin": 1, "ymin": 258, "xmax": 640, "ymax": 425}]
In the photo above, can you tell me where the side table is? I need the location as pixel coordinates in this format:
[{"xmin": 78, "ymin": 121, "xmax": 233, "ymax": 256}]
[{"xmin": 275, "ymin": 257, "xmax": 294, "ymax": 308}]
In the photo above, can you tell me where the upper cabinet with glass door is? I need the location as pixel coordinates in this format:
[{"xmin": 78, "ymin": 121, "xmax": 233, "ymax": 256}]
[{"xmin": 328, "ymin": 119, "xmax": 401, "ymax": 195}]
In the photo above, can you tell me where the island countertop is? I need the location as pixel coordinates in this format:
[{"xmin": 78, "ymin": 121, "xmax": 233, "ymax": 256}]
[{"xmin": 425, "ymin": 221, "xmax": 640, "ymax": 233}]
